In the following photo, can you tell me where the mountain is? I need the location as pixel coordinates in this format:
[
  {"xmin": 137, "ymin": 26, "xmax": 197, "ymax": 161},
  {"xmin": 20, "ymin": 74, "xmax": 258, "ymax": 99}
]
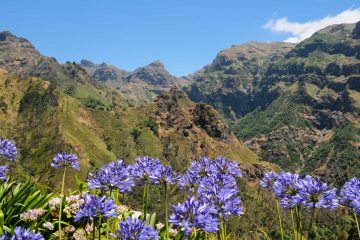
[
  {"xmin": 80, "ymin": 59, "xmax": 193, "ymax": 104},
  {"xmin": 188, "ymin": 23, "xmax": 360, "ymax": 184},
  {"xmin": 185, "ymin": 41, "xmax": 296, "ymax": 119},
  {"xmin": 79, "ymin": 60, "xmax": 129, "ymax": 82},
  {"xmin": 0, "ymin": 31, "xmax": 266, "ymax": 188}
]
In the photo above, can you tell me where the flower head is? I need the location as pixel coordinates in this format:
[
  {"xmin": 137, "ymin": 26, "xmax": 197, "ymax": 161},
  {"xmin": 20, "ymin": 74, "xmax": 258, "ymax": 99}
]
[
  {"xmin": 212, "ymin": 156, "xmax": 242, "ymax": 178},
  {"xmin": 295, "ymin": 175, "xmax": 339, "ymax": 209},
  {"xmin": 260, "ymin": 172, "xmax": 278, "ymax": 190},
  {"xmin": 0, "ymin": 166, "xmax": 9, "ymax": 182},
  {"xmin": 74, "ymin": 193, "xmax": 117, "ymax": 222},
  {"xmin": 128, "ymin": 156, "xmax": 162, "ymax": 185},
  {"xmin": 169, "ymin": 197, "xmax": 218, "ymax": 236},
  {"xmin": 273, "ymin": 172, "xmax": 302, "ymax": 209},
  {"xmin": 198, "ymin": 174, "xmax": 243, "ymax": 221},
  {"xmin": 340, "ymin": 178, "xmax": 360, "ymax": 213},
  {"xmin": 150, "ymin": 166, "xmax": 176, "ymax": 185},
  {"xmin": 20, "ymin": 208, "xmax": 45, "ymax": 222},
  {"xmin": 0, "ymin": 139, "xmax": 17, "ymax": 162},
  {"xmin": 116, "ymin": 217, "xmax": 159, "ymax": 240},
  {"xmin": 51, "ymin": 153, "xmax": 79, "ymax": 170},
  {"xmin": 42, "ymin": 222, "xmax": 54, "ymax": 230},
  {"xmin": 5, "ymin": 226, "xmax": 44, "ymax": 240},
  {"xmin": 88, "ymin": 160, "xmax": 134, "ymax": 192},
  {"xmin": 178, "ymin": 157, "xmax": 241, "ymax": 191}
]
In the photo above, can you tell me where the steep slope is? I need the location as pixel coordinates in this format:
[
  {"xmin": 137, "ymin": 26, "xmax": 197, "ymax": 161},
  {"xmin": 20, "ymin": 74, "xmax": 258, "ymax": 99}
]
[
  {"xmin": 80, "ymin": 60, "xmax": 193, "ymax": 104},
  {"xmin": 231, "ymin": 22, "xmax": 360, "ymax": 184},
  {"xmin": 0, "ymin": 32, "xmax": 268, "ymax": 188},
  {"xmin": 185, "ymin": 41, "xmax": 296, "ymax": 118}
]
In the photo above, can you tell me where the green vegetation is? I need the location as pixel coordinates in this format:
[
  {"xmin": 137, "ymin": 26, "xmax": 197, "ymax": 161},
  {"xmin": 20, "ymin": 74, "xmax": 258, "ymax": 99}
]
[
  {"xmin": 231, "ymin": 90, "xmax": 310, "ymax": 140},
  {"xmin": 303, "ymin": 123, "xmax": 360, "ymax": 185}
]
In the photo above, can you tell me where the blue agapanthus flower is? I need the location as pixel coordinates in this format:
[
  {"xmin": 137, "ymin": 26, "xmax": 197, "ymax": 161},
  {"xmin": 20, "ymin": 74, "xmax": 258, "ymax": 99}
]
[
  {"xmin": 169, "ymin": 197, "xmax": 218, "ymax": 236},
  {"xmin": 178, "ymin": 157, "xmax": 214, "ymax": 190},
  {"xmin": 212, "ymin": 156, "xmax": 242, "ymax": 178},
  {"xmin": 340, "ymin": 178, "xmax": 360, "ymax": 213},
  {"xmin": 51, "ymin": 153, "xmax": 80, "ymax": 170},
  {"xmin": 295, "ymin": 175, "xmax": 339, "ymax": 210},
  {"xmin": 116, "ymin": 216, "xmax": 159, "ymax": 240},
  {"xmin": 128, "ymin": 156, "xmax": 162, "ymax": 185},
  {"xmin": 0, "ymin": 226, "xmax": 44, "ymax": 240},
  {"xmin": 260, "ymin": 172, "xmax": 278, "ymax": 190},
  {"xmin": 198, "ymin": 173, "xmax": 243, "ymax": 221},
  {"xmin": 88, "ymin": 160, "xmax": 134, "ymax": 192},
  {"xmin": 273, "ymin": 172, "xmax": 302, "ymax": 209},
  {"xmin": 178, "ymin": 157, "xmax": 241, "ymax": 191},
  {"xmin": 0, "ymin": 166, "xmax": 9, "ymax": 182},
  {"xmin": 149, "ymin": 166, "xmax": 176, "ymax": 185},
  {"xmin": 0, "ymin": 138, "xmax": 17, "ymax": 162},
  {"xmin": 74, "ymin": 193, "xmax": 117, "ymax": 222}
]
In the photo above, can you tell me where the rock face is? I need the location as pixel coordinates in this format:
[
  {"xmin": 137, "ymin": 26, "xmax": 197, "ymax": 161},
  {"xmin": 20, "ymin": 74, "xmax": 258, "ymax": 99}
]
[
  {"xmin": 151, "ymin": 87, "xmax": 262, "ymax": 170},
  {"xmin": 80, "ymin": 60, "xmax": 193, "ymax": 104},
  {"xmin": 185, "ymin": 42, "xmax": 296, "ymax": 118},
  {"xmin": 228, "ymin": 23, "xmax": 360, "ymax": 184},
  {"xmin": 0, "ymin": 31, "xmax": 60, "ymax": 80},
  {"xmin": 0, "ymin": 31, "xmax": 96, "ymax": 87}
]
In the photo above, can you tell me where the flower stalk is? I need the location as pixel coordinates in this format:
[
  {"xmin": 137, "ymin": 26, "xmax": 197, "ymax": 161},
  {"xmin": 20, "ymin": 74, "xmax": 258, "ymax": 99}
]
[
  {"xmin": 354, "ymin": 208, "xmax": 360, "ymax": 240},
  {"xmin": 58, "ymin": 166, "xmax": 67, "ymax": 240},
  {"xmin": 276, "ymin": 200, "xmax": 284, "ymax": 240},
  {"xmin": 307, "ymin": 202, "xmax": 316, "ymax": 240}
]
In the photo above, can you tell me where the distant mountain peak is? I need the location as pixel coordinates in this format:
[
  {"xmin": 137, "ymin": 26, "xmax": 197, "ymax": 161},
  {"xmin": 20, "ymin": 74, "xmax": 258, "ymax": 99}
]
[
  {"xmin": 0, "ymin": 31, "xmax": 32, "ymax": 44},
  {"xmin": 80, "ymin": 59, "xmax": 95, "ymax": 67},
  {"xmin": 0, "ymin": 31, "xmax": 13, "ymax": 40},
  {"xmin": 147, "ymin": 60, "xmax": 165, "ymax": 68}
]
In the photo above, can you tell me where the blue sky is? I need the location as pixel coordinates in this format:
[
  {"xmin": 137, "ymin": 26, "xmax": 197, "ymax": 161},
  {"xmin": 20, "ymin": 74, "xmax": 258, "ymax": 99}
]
[{"xmin": 1, "ymin": 0, "xmax": 359, "ymax": 76}]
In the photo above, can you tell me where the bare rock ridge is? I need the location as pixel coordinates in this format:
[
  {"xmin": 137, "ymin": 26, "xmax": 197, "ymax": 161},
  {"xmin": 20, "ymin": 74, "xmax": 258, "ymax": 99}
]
[
  {"xmin": 80, "ymin": 59, "xmax": 193, "ymax": 104},
  {"xmin": 185, "ymin": 41, "xmax": 296, "ymax": 118}
]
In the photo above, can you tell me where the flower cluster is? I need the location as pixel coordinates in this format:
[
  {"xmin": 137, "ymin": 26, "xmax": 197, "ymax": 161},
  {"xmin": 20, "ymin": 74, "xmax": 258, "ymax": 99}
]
[
  {"xmin": 0, "ymin": 226, "xmax": 44, "ymax": 240},
  {"xmin": 198, "ymin": 173, "xmax": 243, "ymax": 221},
  {"xmin": 261, "ymin": 172, "xmax": 339, "ymax": 209},
  {"xmin": 340, "ymin": 178, "xmax": 360, "ymax": 213},
  {"xmin": 51, "ymin": 153, "xmax": 80, "ymax": 170},
  {"xmin": 150, "ymin": 166, "xmax": 176, "ymax": 185},
  {"xmin": 0, "ymin": 166, "xmax": 9, "ymax": 182},
  {"xmin": 169, "ymin": 197, "xmax": 218, "ymax": 236},
  {"xmin": 0, "ymin": 139, "xmax": 17, "ymax": 182},
  {"xmin": 128, "ymin": 156, "xmax": 163, "ymax": 184},
  {"xmin": 88, "ymin": 160, "xmax": 134, "ymax": 192},
  {"xmin": 20, "ymin": 208, "xmax": 45, "ymax": 221},
  {"xmin": 116, "ymin": 216, "xmax": 159, "ymax": 240},
  {"xmin": 74, "ymin": 193, "xmax": 117, "ymax": 222},
  {"xmin": 172, "ymin": 156, "xmax": 243, "ymax": 235},
  {"xmin": 0, "ymin": 138, "xmax": 17, "ymax": 162}
]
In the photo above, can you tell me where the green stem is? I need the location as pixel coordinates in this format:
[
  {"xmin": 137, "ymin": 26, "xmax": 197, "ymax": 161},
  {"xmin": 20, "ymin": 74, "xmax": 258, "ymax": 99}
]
[
  {"xmin": 115, "ymin": 191, "xmax": 119, "ymax": 205},
  {"xmin": 98, "ymin": 217, "xmax": 102, "ymax": 240},
  {"xmin": 92, "ymin": 221, "xmax": 96, "ymax": 240},
  {"xmin": 106, "ymin": 190, "xmax": 112, "ymax": 240},
  {"xmin": 217, "ymin": 230, "xmax": 221, "ymax": 240},
  {"xmin": 353, "ymin": 208, "xmax": 360, "ymax": 240},
  {"xmin": 307, "ymin": 203, "xmax": 316, "ymax": 240},
  {"xmin": 223, "ymin": 222, "xmax": 227, "ymax": 240},
  {"xmin": 58, "ymin": 167, "xmax": 67, "ymax": 240},
  {"xmin": 142, "ymin": 183, "xmax": 149, "ymax": 221},
  {"xmin": 295, "ymin": 206, "xmax": 301, "ymax": 240},
  {"xmin": 164, "ymin": 182, "xmax": 169, "ymax": 240},
  {"xmin": 291, "ymin": 209, "xmax": 297, "ymax": 240},
  {"xmin": 276, "ymin": 200, "xmax": 284, "ymax": 240}
]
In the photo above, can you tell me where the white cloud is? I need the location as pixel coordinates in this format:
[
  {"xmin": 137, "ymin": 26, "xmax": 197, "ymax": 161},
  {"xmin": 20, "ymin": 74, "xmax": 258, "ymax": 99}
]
[{"xmin": 264, "ymin": 8, "xmax": 360, "ymax": 43}]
